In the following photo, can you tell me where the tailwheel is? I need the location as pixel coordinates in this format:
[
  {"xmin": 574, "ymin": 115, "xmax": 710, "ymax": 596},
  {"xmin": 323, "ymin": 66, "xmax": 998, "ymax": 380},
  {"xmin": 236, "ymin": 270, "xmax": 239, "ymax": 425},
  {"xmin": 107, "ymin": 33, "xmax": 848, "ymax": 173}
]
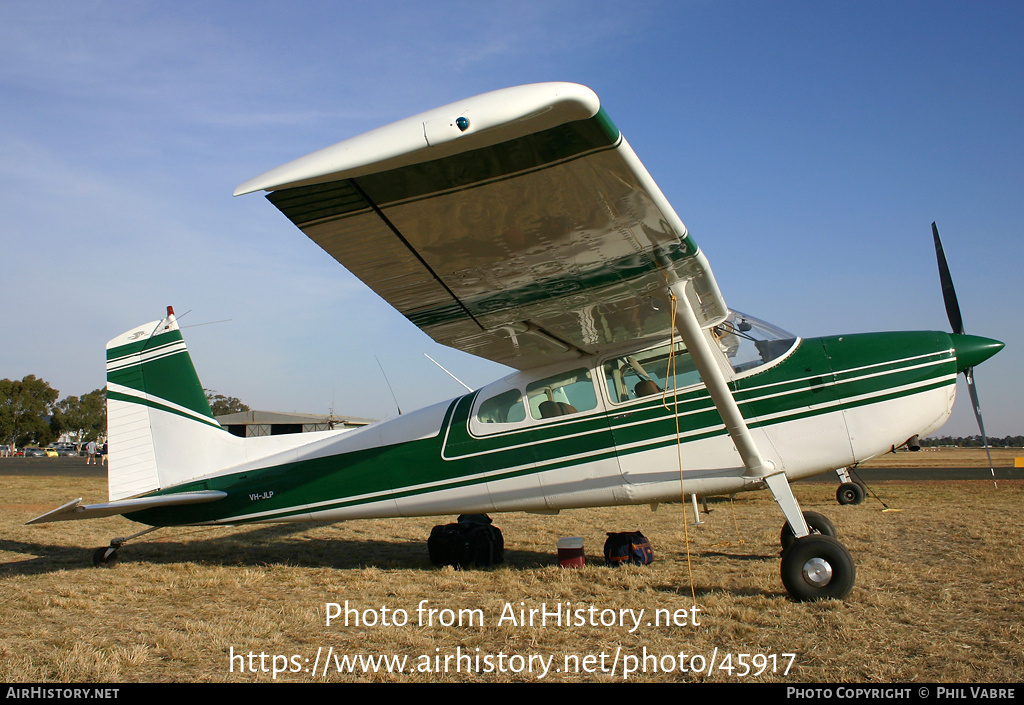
[
  {"xmin": 90, "ymin": 527, "xmax": 159, "ymax": 567},
  {"xmin": 780, "ymin": 534, "xmax": 855, "ymax": 601},
  {"xmin": 780, "ymin": 510, "xmax": 836, "ymax": 550},
  {"xmin": 836, "ymin": 481, "xmax": 866, "ymax": 505},
  {"xmin": 92, "ymin": 546, "xmax": 119, "ymax": 567}
]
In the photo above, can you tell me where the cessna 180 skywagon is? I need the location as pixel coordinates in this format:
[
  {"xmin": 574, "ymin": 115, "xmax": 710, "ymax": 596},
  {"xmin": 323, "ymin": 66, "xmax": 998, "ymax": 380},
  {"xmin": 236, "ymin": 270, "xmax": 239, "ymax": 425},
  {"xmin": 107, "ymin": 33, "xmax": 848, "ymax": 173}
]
[{"xmin": 31, "ymin": 83, "xmax": 1003, "ymax": 601}]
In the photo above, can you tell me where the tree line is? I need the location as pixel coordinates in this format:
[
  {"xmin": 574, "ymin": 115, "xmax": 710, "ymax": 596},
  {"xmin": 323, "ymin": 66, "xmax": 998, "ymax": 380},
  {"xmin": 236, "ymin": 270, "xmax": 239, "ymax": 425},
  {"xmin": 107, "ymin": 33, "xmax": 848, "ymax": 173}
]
[
  {"xmin": 1, "ymin": 375, "xmax": 249, "ymax": 449},
  {"xmin": 920, "ymin": 435, "xmax": 1024, "ymax": 448},
  {"xmin": 0, "ymin": 375, "xmax": 105, "ymax": 448}
]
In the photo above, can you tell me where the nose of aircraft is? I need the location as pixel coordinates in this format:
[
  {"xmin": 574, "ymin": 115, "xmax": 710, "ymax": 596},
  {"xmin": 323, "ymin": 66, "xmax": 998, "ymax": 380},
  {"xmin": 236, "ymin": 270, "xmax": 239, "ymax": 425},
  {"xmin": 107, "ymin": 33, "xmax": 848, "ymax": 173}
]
[{"xmin": 951, "ymin": 334, "xmax": 1004, "ymax": 372}]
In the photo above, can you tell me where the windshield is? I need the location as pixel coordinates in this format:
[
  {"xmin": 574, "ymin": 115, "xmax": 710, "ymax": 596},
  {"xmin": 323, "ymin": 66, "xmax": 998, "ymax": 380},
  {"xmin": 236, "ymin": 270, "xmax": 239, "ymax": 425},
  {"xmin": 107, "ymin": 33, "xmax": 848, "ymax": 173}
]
[{"xmin": 713, "ymin": 310, "xmax": 798, "ymax": 374}]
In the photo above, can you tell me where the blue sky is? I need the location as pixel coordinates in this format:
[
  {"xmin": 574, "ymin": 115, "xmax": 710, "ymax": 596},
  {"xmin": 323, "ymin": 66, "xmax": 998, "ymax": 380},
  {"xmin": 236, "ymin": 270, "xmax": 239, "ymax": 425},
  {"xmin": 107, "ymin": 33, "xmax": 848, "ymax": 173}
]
[{"xmin": 2, "ymin": 1, "xmax": 1021, "ymax": 437}]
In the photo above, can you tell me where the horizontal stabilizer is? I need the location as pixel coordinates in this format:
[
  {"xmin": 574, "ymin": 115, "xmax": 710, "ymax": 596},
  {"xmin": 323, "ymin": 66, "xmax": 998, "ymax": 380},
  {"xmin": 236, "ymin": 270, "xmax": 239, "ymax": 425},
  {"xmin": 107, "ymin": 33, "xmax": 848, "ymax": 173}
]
[{"xmin": 26, "ymin": 490, "xmax": 228, "ymax": 525}]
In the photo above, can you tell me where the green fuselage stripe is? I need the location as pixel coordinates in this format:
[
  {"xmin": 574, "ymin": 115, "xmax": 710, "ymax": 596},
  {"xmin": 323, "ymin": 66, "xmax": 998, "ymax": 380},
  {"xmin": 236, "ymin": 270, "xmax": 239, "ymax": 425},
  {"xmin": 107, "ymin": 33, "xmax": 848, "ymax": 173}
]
[{"xmin": 127, "ymin": 331, "xmax": 955, "ymax": 526}]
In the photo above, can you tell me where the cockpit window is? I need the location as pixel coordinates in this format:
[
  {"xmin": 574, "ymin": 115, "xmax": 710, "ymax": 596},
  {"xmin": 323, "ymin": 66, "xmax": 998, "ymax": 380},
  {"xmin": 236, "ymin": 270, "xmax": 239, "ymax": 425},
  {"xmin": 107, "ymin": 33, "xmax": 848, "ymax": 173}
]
[
  {"xmin": 603, "ymin": 341, "xmax": 701, "ymax": 404},
  {"xmin": 713, "ymin": 310, "xmax": 797, "ymax": 373}
]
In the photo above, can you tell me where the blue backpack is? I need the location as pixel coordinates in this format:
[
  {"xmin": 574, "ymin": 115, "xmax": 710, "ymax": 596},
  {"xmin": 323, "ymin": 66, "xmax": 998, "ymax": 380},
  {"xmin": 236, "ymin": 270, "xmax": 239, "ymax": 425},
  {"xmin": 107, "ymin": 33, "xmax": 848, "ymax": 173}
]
[{"xmin": 604, "ymin": 531, "xmax": 654, "ymax": 567}]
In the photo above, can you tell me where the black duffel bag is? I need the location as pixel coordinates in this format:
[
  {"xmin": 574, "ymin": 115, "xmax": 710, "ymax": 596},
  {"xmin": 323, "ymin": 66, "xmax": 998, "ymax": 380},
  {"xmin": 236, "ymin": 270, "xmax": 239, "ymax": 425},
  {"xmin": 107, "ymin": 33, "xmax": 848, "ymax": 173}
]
[{"xmin": 428, "ymin": 514, "xmax": 504, "ymax": 568}]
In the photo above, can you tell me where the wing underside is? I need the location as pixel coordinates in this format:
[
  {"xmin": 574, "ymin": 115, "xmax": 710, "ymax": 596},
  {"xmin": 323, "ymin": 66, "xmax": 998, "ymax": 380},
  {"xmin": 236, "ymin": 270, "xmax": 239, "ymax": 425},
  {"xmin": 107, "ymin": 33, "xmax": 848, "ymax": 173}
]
[{"xmin": 238, "ymin": 83, "xmax": 727, "ymax": 369}]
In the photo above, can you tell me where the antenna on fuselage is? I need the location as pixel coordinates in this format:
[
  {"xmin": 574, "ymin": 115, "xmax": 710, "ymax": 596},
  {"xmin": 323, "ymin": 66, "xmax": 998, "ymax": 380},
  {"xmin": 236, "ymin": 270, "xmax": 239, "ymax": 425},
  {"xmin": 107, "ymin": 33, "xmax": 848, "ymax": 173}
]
[
  {"xmin": 424, "ymin": 353, "xmax": 472, "ymax": 392},
  {"xmin": 375, "ymin": 355, "xmax": 402, "ymax": 416}
]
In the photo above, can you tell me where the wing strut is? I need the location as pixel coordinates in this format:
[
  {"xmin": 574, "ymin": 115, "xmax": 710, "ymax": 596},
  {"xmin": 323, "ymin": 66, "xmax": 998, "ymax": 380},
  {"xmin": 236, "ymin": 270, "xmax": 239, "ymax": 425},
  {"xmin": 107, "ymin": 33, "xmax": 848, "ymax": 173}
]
[{"xmin": 667, "ymin": 280, "xmax": 810, "ymax": 537}]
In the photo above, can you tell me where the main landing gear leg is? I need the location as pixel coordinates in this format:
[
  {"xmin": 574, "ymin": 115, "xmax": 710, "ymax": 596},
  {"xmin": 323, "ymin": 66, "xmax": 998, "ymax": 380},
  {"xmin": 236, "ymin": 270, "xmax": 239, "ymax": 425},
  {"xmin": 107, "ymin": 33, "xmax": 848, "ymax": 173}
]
[
  {"xmin": 666, "ymin": 281, "xmax": 854, "ymax": 600},
  {"xmin": 92, "ymin": 526, "xmax": 161, "ymax": 567},
  {"xmin": 763, "ymin": 472, "xmax": 856, "ymax": 601}
]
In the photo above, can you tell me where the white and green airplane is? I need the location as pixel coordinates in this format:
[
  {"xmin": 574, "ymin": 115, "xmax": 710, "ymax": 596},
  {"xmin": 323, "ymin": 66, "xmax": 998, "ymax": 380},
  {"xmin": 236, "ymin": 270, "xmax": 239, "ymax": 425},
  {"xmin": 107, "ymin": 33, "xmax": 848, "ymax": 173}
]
[{"xmin": 31, "ymin": 83, "xmax": 1002, "ymax": 601}]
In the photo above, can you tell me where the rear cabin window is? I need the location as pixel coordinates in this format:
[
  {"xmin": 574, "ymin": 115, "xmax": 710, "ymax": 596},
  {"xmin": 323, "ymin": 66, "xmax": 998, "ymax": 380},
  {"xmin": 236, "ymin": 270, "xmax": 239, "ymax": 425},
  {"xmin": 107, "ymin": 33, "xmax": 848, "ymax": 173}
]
[{"xmin": 476, "ymin": 389, "xmax": 526, "ymax": 424}]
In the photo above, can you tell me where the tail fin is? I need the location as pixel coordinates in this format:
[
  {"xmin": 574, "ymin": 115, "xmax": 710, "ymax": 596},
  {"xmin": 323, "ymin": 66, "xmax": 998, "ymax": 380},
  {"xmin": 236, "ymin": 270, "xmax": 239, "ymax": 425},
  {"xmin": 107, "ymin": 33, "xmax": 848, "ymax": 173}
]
[{"xmin": 105, "ymin": 306, "xmax": 238, "ymax": 500}]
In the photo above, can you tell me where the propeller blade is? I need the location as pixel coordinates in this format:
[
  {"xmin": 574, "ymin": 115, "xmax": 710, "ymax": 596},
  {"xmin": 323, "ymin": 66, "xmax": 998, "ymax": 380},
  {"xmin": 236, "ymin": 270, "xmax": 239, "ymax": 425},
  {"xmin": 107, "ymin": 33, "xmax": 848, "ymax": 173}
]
[
  {"xmin": 932, "ymin": 223, "xmax": 999, "ymax": 487},
  {"xmin": 964, "ymin": 367, "xmax": 997, "ymax": 488},
  {"xmin": 932, "ymin": 222, "xmax": 965, "ymax": 335}
]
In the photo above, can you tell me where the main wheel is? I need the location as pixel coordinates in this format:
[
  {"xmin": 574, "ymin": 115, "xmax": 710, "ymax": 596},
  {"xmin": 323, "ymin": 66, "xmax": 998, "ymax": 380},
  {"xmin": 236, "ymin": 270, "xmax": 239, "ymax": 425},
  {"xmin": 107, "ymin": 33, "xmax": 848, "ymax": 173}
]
[
  {"xmin": 780, "ymin": 534, "xmax": 856, "ymax": 601},
  {"xmin": 780, "ymin": 511, "xmax": 836, "ymax": 550},
  {"xmin": 836, "ymin": 482, "xmax": 866, "ymax": 505}
]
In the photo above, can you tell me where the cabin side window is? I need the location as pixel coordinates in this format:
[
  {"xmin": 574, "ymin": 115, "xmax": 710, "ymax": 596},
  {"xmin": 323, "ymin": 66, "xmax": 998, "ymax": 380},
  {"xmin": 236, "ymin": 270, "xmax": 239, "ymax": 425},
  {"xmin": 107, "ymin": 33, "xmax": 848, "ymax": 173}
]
[
  {"xmin": 476, "ymin": 389, "xmax": 526, "ymax": 424},
  {"xmin": 603, "ymin": 341, "xmax": 701, "ymax": 404},
  {"xmin": 525, "ymin": 368, "xmax": 597, "ymax": 419}
]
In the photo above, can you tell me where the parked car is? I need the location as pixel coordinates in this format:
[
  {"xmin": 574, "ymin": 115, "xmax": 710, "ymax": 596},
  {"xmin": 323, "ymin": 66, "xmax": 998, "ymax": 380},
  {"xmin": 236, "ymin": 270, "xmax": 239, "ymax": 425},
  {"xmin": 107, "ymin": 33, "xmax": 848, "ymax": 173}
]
[
  {"xmin": 50, "ymin": 443, "xmax": 78, "ymax": 457},
  {"xmin": 22, "ymin": 447, "xmax": 46, "ymax": 457}
]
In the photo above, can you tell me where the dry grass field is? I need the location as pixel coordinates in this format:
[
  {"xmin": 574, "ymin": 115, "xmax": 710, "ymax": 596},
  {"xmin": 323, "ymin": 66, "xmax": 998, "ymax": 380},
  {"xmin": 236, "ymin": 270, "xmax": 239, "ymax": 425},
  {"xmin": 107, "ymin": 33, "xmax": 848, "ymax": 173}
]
[
  {"xmin": 1, "ymin": 469, "xmax": 1021, "ymax": 683},
  {"xmin": 859, "ymin": 447, "xmax": 1021, "ymax": 469}
]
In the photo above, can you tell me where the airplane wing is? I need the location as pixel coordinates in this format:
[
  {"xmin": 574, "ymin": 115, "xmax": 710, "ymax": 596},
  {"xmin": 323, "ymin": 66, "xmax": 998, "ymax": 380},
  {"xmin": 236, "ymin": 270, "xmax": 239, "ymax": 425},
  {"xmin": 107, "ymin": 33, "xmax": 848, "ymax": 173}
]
[{"xmin": 236, "ymin": 83, "xmax": 727, "ymax": 370}]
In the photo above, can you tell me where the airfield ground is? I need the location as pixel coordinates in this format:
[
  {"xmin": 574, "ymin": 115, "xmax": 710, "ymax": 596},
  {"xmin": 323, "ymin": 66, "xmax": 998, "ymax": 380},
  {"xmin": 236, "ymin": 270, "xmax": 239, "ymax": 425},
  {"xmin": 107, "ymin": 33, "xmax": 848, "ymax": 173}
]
[
  {"xmin": 857, "ymin": 446, "xmax": 1021, "ymax": 469},
  {"xmin": 0, "ymin": 451, "xmax": 1021, "ymax": 683}
]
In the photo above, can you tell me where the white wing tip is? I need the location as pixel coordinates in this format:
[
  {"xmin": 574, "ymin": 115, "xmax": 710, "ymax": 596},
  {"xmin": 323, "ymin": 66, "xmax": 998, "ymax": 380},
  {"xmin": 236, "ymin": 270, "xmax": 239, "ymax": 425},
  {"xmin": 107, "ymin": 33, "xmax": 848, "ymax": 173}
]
[{"xmin": 233, "ymin": 82, "xmax": 601, "ymax": 196}]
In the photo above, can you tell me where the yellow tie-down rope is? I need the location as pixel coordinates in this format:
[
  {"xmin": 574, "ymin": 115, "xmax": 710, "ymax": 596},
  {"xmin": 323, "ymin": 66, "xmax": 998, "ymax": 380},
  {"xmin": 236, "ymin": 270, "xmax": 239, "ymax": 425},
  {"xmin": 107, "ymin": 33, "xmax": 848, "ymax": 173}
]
[
  {"xmin": 662, "ymin": 294, "xmax": 749, "ymax": 599},
  {"xmin": 662, "ymin": 292, "xmax": 697, "ymax": 599}
]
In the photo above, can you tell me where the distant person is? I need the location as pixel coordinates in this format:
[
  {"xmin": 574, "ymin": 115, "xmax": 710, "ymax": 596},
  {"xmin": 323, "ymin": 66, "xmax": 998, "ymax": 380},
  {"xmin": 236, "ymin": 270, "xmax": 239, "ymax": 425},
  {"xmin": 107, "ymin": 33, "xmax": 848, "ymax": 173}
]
[
  {"xmin": 86, "ymin": 440, "xmax": 97, "ymax": 465},
  {"xmin": 101, "ymin": 442, "xmax": 108, "ymax": 466}
]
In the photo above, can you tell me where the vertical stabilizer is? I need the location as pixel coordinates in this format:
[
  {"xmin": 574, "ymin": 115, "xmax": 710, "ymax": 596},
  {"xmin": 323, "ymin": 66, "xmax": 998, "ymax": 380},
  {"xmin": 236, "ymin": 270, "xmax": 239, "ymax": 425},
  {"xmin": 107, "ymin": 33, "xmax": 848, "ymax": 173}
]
[{"xmin": 104, "ymin": 307, "xmax": 235, "ymax": 500}]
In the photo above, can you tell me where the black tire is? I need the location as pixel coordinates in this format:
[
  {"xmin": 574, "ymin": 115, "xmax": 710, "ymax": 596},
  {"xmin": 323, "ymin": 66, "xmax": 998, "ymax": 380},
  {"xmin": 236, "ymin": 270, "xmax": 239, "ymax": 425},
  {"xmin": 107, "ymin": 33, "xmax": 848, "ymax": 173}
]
[
  {"xmin": 780, "ymin": 510, "xmax": 836, "ymax": 550},
  {"xmin": 781, "ymin": 534, "xmax": 855, "ymax": 601},
  {"xmin": 836, "ymin": 482, "xmax": 866, "ymax": 505},
  {"xmin": 92, "ymin": 547, "xmax": 118, "ymax": 567}
]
